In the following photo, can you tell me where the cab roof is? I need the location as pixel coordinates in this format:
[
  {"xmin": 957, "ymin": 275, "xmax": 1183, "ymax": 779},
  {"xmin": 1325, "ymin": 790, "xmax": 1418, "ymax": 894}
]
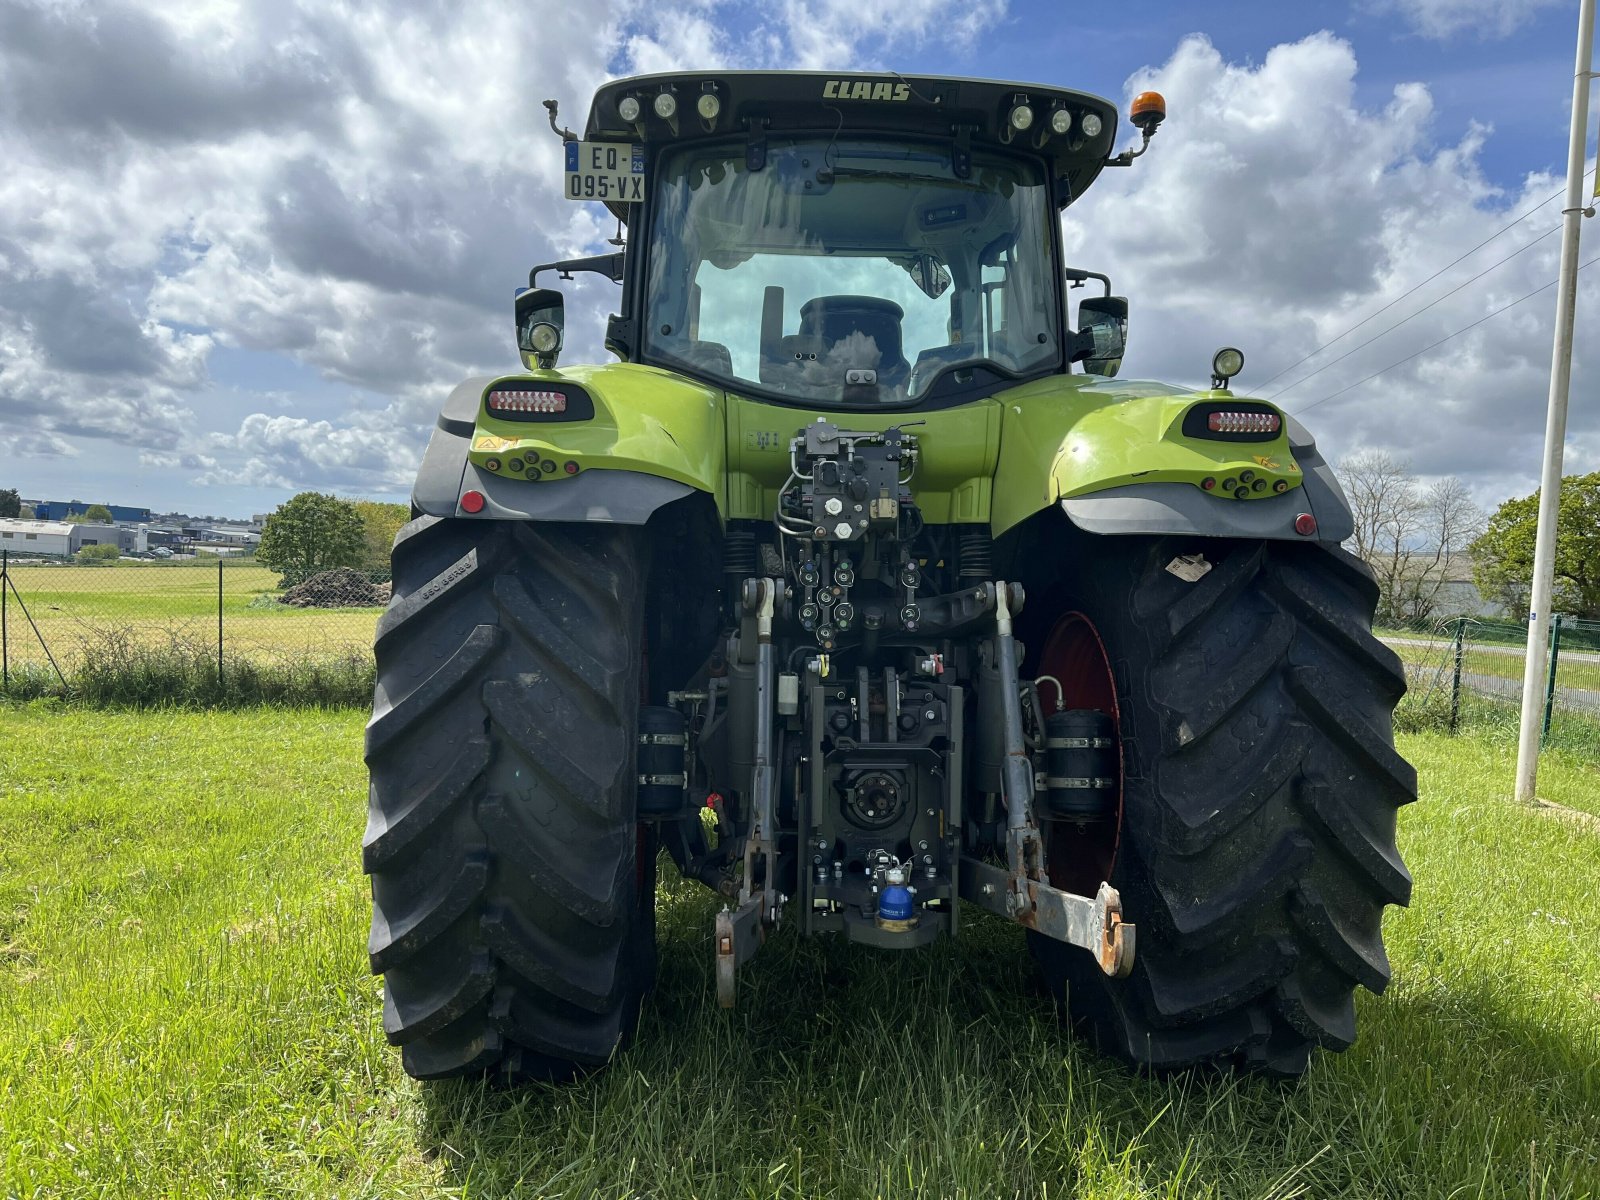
[{"xmin": 584, "ymin": 71, "xmax": 1120, "ymax": 221}]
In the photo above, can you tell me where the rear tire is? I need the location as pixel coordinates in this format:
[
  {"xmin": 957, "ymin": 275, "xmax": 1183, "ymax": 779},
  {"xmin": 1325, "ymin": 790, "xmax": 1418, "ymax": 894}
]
[
  {"xmin": 363, "ymin": 516, "xmax": 655, "ymax": 1081},
  {"xmin": 1021, "ymin": 533, "xmax": 1415, "ymax": 1075}
]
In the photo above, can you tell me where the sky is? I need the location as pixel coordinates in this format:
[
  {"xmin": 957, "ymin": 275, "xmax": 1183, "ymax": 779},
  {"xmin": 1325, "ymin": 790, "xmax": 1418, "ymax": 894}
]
[{"xmin": 0, "ymin": 0, "xmax": 1595, "ymax": 518}]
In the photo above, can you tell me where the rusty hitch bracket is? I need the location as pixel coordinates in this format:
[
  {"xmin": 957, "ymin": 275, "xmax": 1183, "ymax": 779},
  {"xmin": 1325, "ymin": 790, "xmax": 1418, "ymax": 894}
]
[
  {"xmin": 959, "ymin": 861, "xmax": 1134, "ymax": 977},
  {"xmin": 714, "ymin": 897, "xmax": 765, "ymax": 1007},
  {"xmin": 974, "ymin": 580, "xmax": 1135, "ymax": 978}
]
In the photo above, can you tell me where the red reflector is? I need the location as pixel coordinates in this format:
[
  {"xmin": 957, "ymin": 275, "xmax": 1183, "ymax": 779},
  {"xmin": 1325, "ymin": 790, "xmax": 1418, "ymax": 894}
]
[
  {"xmin": 564, "ymin": 460, "xmax": 580, "ymax": 475},
  {"xmin": 487, "ymin": 388, "xmax": 567, "ymax": 414},
  {"xmin": 461, "ymin": 490, "xmax": 486, "ymax": 514},
  {"xmin": 1294, "ymin": 512, "xmax": 1317, "ymax": 537},
  {"xmin": 1201, "ymin": 476, "xmax": 1216, "ymax": 490},
  {"xmin": 1208, "ymin": 410, "xmax": 1280, "ymax": 434}
]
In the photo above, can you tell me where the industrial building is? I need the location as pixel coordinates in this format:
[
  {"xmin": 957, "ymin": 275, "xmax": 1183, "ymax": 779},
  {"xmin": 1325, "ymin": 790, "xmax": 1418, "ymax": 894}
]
[
  {"xmin": 32, "ymin": 501, "xmax": 153, "ymax": 524},
  {"xmin": 0, "ymin": 519, "xmax": 131, "ymax": 557}
]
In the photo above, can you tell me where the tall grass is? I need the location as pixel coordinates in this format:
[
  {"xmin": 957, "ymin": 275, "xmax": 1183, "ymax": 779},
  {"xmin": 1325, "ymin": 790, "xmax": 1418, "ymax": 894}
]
[{"xmin": 0, "ymin": 627, "xmax": 373, "ymax": 707}]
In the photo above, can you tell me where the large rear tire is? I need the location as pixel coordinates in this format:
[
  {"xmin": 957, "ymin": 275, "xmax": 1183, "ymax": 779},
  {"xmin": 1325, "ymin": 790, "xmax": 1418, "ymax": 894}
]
[
  {"xmin": 363, "ymin": 516, "xmax": 655, "ymax": 1081},
  {"xmin": 1020, "ymin": 533, "xmax": 1415, "ymax": 1075}
]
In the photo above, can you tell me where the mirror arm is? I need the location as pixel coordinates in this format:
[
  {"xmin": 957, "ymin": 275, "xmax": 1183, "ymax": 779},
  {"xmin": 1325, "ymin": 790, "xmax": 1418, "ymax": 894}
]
[
  {"xmin": 530, "ymin": 253, "xmax": 624, "ymax": 288},
  {"xmin": 1063, "ymin": 267, "xmax": 1112, "ymax": 297}
]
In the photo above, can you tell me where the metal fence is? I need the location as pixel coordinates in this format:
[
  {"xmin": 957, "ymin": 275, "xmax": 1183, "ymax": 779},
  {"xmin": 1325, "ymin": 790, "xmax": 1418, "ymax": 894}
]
[
  {"xmin": 1384, "ymin": 615, "xmax": 1600, "ymax": 739},
  {"xmin": 0, "ymin": 549, "xmax": 383, "ymax": 693}
]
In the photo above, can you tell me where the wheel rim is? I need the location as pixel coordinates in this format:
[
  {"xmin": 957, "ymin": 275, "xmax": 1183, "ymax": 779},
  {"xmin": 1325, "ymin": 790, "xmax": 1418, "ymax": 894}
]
[{"xmin": 1035, "ymin": 611, "xmax": 1122, "ymax": 896}]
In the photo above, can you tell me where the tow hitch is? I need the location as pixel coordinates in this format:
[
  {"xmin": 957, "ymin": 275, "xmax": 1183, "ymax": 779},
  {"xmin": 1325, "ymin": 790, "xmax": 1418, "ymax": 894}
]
[{"xmin": 960, "ymin": 581, "xmax": 1134, "ymax": 977}]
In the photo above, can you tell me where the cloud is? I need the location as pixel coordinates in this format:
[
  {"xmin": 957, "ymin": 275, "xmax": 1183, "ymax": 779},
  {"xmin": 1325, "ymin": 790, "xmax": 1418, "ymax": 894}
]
[
  {"xmin": 1064, "ymin": 32, "xmax": 1595, "ymax": 505},
  {"xmin": 617, "ymin": 0, "xmax": 1007, "ymax": 73},
  {"xmin": 0, "ymin": 0, "xmax": 622, "ymax": 489},
  {"xmin": 1376, "ymin": 0, "xmax": 1565, "ymax": 40},
  {"xmin": 198, "ymin": 411, "xmax": 420, "ymax": 492}
]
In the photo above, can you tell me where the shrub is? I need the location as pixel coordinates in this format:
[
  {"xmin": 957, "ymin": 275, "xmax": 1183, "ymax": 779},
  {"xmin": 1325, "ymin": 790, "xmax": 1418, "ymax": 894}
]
[
  {"xmin": 0, "ymin": 628, "xmax": 373, "ymax": 708},
  {"xmin": 74, "ymin": 544, "xmax": 121, "ymax": 564}
]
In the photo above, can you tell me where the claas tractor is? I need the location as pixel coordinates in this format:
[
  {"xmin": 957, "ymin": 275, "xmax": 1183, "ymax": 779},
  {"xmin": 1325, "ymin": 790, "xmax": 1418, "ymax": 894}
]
[{"xmin": 363, "ymin": 71, "xmax": 1414, "ymax": 1082}]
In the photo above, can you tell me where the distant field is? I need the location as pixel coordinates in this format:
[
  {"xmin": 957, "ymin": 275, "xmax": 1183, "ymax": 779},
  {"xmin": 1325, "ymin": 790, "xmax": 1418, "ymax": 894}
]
[
  {"xmin": 1385, "ymin": 632, "xmax": 1600, "ymax": 694},
  {"xmin": 1, "ymin": 563, "xmax": 381, "ymax": 669}
]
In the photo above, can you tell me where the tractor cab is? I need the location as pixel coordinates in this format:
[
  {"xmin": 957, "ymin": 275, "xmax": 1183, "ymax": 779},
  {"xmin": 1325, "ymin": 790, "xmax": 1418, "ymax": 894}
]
[{"xmin": 524, "ymin": 72, "xmax": 1164, "ymax": 409}]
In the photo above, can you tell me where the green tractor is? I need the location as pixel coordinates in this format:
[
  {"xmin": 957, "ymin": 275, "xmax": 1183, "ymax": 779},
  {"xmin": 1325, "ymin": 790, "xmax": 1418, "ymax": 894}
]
[{"xmin": 363, "ymin": 71, "xmax": 1414, "ymax": 1081}]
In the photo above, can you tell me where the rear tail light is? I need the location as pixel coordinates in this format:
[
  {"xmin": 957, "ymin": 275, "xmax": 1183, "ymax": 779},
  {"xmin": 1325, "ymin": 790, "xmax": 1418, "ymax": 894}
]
[
  {"xmin": 487, "ymin": 388, "xmax": 567, "ymax": 415},
  {"xmin": 1208, "ymin": 411, "xmax": 1280, "ymax": 435}
]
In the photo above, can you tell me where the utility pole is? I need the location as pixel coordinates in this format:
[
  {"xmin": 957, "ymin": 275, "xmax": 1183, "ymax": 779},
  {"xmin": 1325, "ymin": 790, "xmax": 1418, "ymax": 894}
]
[{"xmin": 1515, "ymin": 0, "xmax": 1596, "ymax": 804}]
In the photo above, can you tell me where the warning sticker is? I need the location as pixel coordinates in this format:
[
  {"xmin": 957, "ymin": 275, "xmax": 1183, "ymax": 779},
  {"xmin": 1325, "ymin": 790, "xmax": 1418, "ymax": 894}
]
[{"xmin": 1165, "ymin": 554, "xmax": 1212, "ymax": 583}]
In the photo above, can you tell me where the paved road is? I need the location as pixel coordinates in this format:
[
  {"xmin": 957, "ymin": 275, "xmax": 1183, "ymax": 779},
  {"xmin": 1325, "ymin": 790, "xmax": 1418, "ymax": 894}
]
[{"xmin": 1383, "ymin": 635, "xmax": 1600, "ymax": 667}]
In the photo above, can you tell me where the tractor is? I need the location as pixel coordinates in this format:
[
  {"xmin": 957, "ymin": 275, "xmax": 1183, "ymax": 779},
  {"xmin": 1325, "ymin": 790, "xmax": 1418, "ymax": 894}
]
[{"xmin": 363, "ymin": 71, "xmax": 1414, "ymax": 1081}]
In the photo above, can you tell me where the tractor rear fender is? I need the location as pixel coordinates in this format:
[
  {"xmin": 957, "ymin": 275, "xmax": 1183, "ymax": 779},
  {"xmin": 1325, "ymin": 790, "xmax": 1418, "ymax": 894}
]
[
  {"xmin": 412, "ymin": 366, "xmax": 726, "ymax": 524},
  {"xmin": 989, "ymin": 380, "xmax": 1352, "ymax": 544}
]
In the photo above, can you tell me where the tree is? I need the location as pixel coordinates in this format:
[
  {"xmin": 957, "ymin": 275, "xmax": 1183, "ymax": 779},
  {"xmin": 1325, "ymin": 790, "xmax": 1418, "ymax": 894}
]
[
  {"xmin": 74, "ymin": 544, "xmax": 121, "ymax": 564},
  {"xmin": 84, "ymin": 504, "xmax": 113, "ymax": 523},
  {"xmin": 349, "ymin": 499, "xmax": 410, "ymax": 572},
  {"xmin": 1340, "ymin": 451, "xmax": 1483, "ymax": 625},
  {"xmin": 1471, "ymin": 472, "xmax": 1600, "ymax": 621},
  {"xmin": 0, "ymin": 488, "xmax": 19, "ymax": 518},
  {"xmin": 256, "ymin": 492, "xmax": 367, "ymax": 585},
  {"xmin": 18, "ymin": 504, "xmax": 33, "ymax": 519}
]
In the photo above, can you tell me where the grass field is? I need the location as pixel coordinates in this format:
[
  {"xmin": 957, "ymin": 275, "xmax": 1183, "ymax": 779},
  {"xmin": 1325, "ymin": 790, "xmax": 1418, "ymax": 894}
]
[
  {"xmin": 2, "ymin": 707, "xmax": 1598, "ymax": 1198},
  {"xmin": 2, "ymin": 563, "xmax": 382, "ymax": 670},
  {"xmin": 1385, "ymin": 633, "xmax": 1600, "ymax": 697}
]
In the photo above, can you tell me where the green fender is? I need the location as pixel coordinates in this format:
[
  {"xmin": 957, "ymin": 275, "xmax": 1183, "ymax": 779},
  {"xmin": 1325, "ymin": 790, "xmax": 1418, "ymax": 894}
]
[
  {"xmin": 413, "ymin": 364, "xmax": 725, "ymax": 523},
  {"xmin": 989, "ymin": 376, "xmax": 1352, "ymax": 544}
]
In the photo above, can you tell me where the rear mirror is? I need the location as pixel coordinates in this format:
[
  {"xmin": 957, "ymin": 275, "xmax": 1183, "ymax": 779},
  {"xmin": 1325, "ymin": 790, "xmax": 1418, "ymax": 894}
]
[
  {"xmin": 516, "ymin": 288, "xmax": 564, "ymax": 369},
  {"xmin": 906, "ymin": 253, "xmax": 951, "ymax": 300},
  {"xmin": 1077, "ymin": 295, "xmax": 1128, "ymax": 378}
]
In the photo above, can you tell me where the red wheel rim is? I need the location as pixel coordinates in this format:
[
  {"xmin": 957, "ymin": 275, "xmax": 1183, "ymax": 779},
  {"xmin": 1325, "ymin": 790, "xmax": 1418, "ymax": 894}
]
[{"xmin": 1035, "ymin": 611, "xmax": 1122, "ymax": 895}]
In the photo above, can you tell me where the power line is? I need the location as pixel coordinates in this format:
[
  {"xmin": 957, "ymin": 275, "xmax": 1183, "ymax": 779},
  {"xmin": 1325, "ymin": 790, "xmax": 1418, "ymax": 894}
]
[
  {"xmin": 1288, "ymin": 252, "xmax": 1600, "ymax": 416},
  {"xmin": 1256, "ymin": 168, "xmax": 1597, "ymax": 392},
  {"xmin": 1264, "ymin": 224, "xmax": 1562, "ymax": 399}
]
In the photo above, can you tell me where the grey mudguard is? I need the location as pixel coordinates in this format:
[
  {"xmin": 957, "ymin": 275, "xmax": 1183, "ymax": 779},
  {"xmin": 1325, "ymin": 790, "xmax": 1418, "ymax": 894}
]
[
  {"xmin": 1060, "ymin": 415, "xmax": 1354, "ymax": 544},
  {"xmin": 412, "ymin": 376, "xmax": 697, "ymax": 524}
]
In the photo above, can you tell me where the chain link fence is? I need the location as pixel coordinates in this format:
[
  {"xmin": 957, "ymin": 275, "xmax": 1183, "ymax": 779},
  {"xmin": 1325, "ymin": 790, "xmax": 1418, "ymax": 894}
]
[
  {"xmin": 0, "ymin": 550, "xmax": 381, "ymax": 703},
  {"xmin": 1383, "ymin": 615, "xmax": 1600, "ymax": 739}
]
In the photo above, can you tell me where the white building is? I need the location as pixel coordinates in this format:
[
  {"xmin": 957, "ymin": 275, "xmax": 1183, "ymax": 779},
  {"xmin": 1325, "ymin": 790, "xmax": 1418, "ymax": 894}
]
[
  {"xmin": 0, "ymin": 519, "xmax": 132, "ymax": 557},
  {"xmin": 0, "ymin": 518, "xmax": 76, "ymax": 557}
]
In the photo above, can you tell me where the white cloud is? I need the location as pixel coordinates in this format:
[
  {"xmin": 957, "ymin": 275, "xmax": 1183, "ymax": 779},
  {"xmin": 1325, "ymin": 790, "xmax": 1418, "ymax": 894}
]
[
  {"xmin": 197, "ymin": 411, "xmax": 420, "ymax": 492},
  {"xmin": 1065, "ymin": 32, "xmax": 1595, "ymax": 506},
  {"xmin": 617, "ymin": 0, "xmax": 1006, "ymax": 73},
  {"xmin": 1377, "ymin": 0, "xmax": 1565, "ymax": 40}
]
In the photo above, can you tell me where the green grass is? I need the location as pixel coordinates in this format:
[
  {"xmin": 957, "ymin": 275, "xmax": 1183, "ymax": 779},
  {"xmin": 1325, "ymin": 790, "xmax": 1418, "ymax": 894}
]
[
  {"xmin": 1385, "ymin": 632, "xmax": 1600, "ymax": 695},
  {"xmin": 2, "ymin": 708, "xmax": 1598, "ymax": 1198},
  {"xmin": 2, "ymin": 563, "xmax": 381, "ymax": 672}
]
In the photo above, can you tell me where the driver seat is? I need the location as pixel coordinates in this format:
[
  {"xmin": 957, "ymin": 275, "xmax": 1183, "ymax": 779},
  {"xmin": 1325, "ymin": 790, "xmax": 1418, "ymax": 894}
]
[{"xmin": 798, "ymin": 296, "xmax": 911, "ymax": 392}]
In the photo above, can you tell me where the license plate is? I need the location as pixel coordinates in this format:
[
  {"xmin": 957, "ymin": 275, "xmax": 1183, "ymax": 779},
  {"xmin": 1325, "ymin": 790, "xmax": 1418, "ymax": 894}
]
[{"xmin": 564, "ymin": 141, "xmax": 645, "ymax": 203}]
